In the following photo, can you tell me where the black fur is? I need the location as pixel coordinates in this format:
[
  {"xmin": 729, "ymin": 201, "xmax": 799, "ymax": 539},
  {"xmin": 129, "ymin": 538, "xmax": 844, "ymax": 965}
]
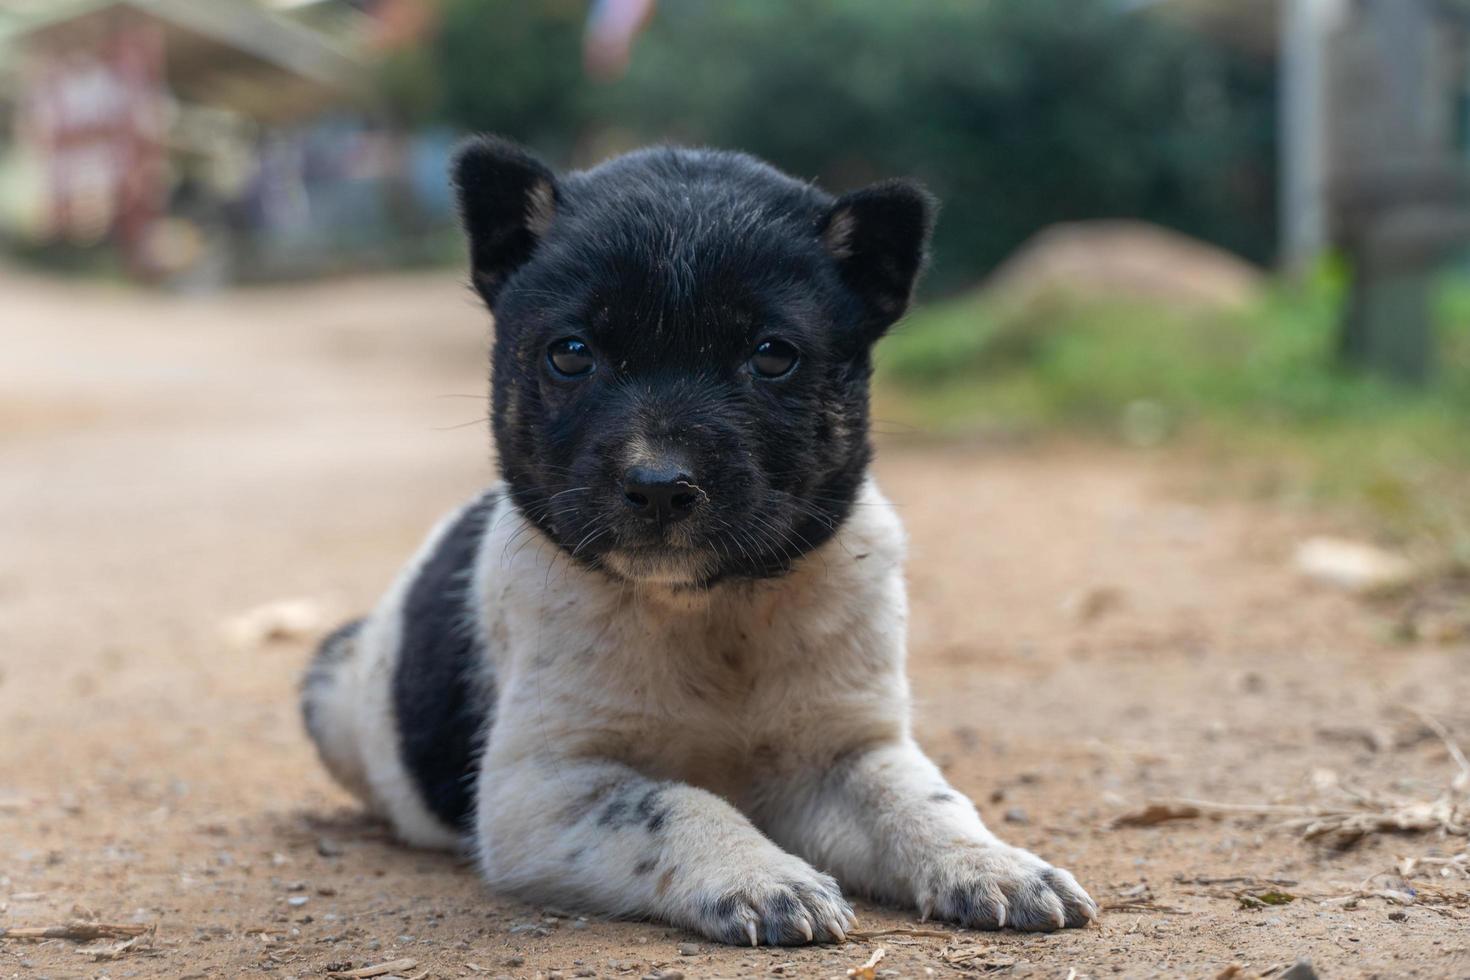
[
  {"xmin": 454, "ymin": 137, "xmax": 936, "ymax": 587},
  {"xmin": 454, "ymin": 136, "xmax": 559, "ymax": 306},
  {"xmin": 393, "ymin": 490, "xmax": 500, "ymax": 830}
]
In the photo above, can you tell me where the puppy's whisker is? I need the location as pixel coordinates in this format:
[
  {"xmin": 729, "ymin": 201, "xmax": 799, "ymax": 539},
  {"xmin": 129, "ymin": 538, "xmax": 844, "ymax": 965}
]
[
  {"xmin": 570, "ymin": 525, "xmax": 612, "ymax": 561},
  {"xmin": 432, "ymin": 416, "xmax": 492, "ymax": 431}
]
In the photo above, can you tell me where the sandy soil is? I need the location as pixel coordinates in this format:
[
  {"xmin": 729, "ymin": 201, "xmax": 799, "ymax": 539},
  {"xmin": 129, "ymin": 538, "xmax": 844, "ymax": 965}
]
[{"xmin": 1, "ymin": 266, "xmax": 1467, "ymax": 980}]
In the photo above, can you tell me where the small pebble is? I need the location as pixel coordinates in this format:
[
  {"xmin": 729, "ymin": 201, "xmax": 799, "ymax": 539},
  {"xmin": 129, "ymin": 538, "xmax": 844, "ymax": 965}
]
[
  {"xmin": 1388, "ymin": 910, "xmax": 1408, "ymax": 922},
  {"xmin": 505, "ymin": 955, "xmax": 526, "ymax": 967},
  {"xmin": 1279, "ymin": 959, "xmax": 1319, "ymax": 980},
  {"xmin": 1003, "ymin": 807, "xmax": 1029, "ymax": 825},
  {"xmin": 286, "ymin": 896, "xmax": 309, "ymax": 907},
  {"xmin": 678, "ymin": 943, "xmax": 700, "ymax": 956},
  {"xmin": 510, "ymin": 921, "xmax": 553, "ymax": 937}
]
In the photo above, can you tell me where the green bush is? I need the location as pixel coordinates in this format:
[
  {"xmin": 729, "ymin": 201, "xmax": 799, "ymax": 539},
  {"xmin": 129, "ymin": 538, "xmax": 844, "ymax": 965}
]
[
  {"xmin": 876, "ymin": 269, "xmax": 1470, "ymax": 553},
  {"xmin": 420, "ymin": 0, "xmax": 1276, "ymax": 293}
]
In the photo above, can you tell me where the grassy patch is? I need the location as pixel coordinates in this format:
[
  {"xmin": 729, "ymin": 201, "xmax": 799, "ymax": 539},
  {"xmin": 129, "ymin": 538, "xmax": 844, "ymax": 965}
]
[{"xmin": 876, "ymin": 266, "xmax": 1470, "ymax": 559}]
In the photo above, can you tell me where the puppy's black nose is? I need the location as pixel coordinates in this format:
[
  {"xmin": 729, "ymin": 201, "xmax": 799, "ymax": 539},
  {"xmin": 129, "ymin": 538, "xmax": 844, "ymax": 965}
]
[{"xmin": 622, "ymin": 465, "xmax": 702, "ymax": 523}]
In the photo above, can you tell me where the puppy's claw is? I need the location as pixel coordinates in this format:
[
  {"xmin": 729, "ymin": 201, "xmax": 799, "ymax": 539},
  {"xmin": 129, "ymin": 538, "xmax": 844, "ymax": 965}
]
[
  {"xmin": 747, "ymin": 921, "xmax": 759, "ymax": 947},
  {"xmin": 825, "ymin": 917, "xmax": 847, "ymax": 943},
  {"xmin": 798, "ymin": 917, "xmax": 813, "ymax": 943}
]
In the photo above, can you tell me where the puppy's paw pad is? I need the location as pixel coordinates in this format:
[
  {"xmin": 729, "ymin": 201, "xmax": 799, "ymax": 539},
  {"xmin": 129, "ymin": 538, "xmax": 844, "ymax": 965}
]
[
  {"xmin": 687, "ymin": 862, "xmax": 855, "ymax": 946},
  {"xmin": 920, "ymin": 845, "xmax": 1097, "ymax": 932}
]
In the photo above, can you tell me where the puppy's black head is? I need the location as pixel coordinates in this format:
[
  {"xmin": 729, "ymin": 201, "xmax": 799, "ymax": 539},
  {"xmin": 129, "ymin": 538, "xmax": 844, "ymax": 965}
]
[{"xmin": 454, "ymin": 136, "xmax": 934, "ymax": 586}]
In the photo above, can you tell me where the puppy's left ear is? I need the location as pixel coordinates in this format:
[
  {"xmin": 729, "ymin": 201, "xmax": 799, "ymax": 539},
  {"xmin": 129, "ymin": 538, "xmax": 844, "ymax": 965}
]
[
  {"xmin": 820, "ymin": 179, "xmax": 936, "ymax": 340},
  {"xmin": 453, "ymin": 135, "xmax": 559, "ymax": 307}
]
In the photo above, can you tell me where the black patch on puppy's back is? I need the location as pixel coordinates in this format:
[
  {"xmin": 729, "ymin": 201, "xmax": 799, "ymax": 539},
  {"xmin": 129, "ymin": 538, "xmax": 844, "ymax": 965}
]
[{"xmin": 393, "ymin": 490, "xmax": 500, "ymax": 830}]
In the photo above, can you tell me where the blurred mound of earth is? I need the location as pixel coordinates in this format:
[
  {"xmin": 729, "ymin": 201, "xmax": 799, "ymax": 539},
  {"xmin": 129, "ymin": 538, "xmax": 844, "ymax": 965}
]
[{"xmin": 983, "ymin": 220, "xmax": 1265, "ymax": 311}]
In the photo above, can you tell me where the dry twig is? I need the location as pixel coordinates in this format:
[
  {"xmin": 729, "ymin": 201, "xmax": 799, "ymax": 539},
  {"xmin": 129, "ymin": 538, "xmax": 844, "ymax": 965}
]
[
  {"xmin": 327, "ymin": 959, "xmax": 419, "ymax": 979},
  {"xmin": 0, "ymin": 921, "xmax": 150, "ymax": 942},
  {"xmin": 847, "ymin": 946, "xmax": 886, "ymax": 980},
  {"xmin": 1405, "ymin": 706, "xmax": 1470, "ymax": 792},
  {"xmin": 1101, "ymin": 899, "xmax": 1190, "ymax": 914},
  {"xmin": 1108, "ymin": 802, "xmax": 1204, "ymax": 828},
  {"xmin": 1111, "ymin": 708, "xmax": 1470, "ymax": 917},
  {"xmin": 847, "ymin": 926, "xmax": 954, "ymax": 940},
  {"xmin": 75, "ymin": 931, "xmax": 155, "ymax": 960}
]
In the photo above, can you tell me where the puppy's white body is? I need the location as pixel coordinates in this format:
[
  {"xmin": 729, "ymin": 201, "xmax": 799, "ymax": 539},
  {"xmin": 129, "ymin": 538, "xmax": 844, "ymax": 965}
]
[{"xmin": 307, "ymin": 478, "xmax": 1096, "ymax": 943}]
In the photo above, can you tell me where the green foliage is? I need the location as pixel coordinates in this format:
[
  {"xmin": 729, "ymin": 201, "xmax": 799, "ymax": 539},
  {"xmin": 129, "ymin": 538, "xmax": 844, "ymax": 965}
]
[
  {"xmin": 876, "ymin": 269, "xmax": 1470, "ymax": 555},
  {"xmin": 417, "ymin": 0, "xmax": 1276, "ymax": 293},
  {"xmin": 430, "ymin": 0, "xmax": 591, "ymax": 160}
]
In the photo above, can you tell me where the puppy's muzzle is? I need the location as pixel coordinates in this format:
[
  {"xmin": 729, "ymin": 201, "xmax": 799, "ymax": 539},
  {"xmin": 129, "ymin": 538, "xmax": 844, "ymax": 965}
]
[{"xmin": 622, "ymin": 464, "xmax": 704, "ymax": 524}]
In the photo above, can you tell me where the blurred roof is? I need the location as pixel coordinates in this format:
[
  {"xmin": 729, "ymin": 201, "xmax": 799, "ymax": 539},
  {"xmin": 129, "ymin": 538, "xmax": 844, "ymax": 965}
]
[{"xmin": 0, "ymin": 0, "xmax": 365, "ymax": 122}]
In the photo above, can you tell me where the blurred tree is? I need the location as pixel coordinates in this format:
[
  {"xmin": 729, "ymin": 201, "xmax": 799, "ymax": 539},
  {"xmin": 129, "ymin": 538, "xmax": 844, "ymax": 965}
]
[
  {"xmin": 420, "ymin": 0, "xmax": 1277, "ymax": 293},
  {"xmin": 432, "ymin": 0, "xmax": 591, "ymax": 160}
]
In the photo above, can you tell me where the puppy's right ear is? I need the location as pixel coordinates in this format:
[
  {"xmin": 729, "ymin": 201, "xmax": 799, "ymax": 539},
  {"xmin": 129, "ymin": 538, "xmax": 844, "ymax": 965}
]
[{"xmin": 453, "ymin": 135, "xmax": 558, "ymax": 307}]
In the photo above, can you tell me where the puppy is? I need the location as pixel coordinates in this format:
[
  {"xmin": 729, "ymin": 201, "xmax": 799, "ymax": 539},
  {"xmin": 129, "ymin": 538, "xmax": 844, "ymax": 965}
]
[{"xmin": 301, "ymin": 136, "xmax": 1097, "ymax": 945}]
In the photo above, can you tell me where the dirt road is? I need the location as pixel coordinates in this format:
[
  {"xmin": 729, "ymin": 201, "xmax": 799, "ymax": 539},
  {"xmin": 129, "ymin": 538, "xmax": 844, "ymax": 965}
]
[{"xmin": 2, "ymin": 267, "xmax": 1466, "ymax": 979}]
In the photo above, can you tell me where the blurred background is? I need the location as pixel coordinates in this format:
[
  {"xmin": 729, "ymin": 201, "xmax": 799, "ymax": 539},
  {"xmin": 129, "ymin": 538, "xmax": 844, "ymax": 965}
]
[
  {"xmin": 3, "ymin": 4, "xmax": 1470, "ymax": 975},
  {"xmin": 1, "ymin": 0, "xmax": 1467, "ymax": 564}
]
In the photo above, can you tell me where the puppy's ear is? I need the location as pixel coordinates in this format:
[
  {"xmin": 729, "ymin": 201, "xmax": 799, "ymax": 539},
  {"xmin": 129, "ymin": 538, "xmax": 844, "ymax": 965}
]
[
  {"xmin": 453, "ymin": 135, "xmax": 559, "ymax": 307},
  {"xmin": 820, "ymin": 179, "xmax": 936, "ymax": 339}
]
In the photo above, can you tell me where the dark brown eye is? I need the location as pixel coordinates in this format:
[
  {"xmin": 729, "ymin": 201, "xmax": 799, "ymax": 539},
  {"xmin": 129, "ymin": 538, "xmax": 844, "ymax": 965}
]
[
  {"xmin": 547, "ymin": 338, "xmax": 595, "ymax": 378},
  {"xmin": 750, "ymin": 339, "xmax": 799, "ymax": 378}
]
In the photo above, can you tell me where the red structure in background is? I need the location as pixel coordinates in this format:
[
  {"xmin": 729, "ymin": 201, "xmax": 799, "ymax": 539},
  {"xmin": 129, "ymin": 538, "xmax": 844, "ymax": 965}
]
[
  {"xmin": 17, "ymin": 22, "xmax": 168, "ymax": 271},
  {"xmin": 362, "ymin": 0, "xmax": 437, "ymax": 51},
  {"xmin": 583, "ymin": 0, "xmax": 656, "ymax": 81}
]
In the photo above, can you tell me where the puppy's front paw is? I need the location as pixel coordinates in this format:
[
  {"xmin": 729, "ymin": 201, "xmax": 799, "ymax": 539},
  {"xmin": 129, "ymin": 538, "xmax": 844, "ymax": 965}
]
[
  {"xmin": 919, "ymin": 843, "xmax": 1097, "ymax": 932},
  {"xmin": 682, "ymin": 854, "xmax": 856, "ymax": 946}
]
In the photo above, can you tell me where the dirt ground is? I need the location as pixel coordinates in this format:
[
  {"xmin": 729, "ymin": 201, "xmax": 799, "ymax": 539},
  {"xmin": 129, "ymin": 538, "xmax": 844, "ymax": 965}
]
[{"xmin": 2, "ymin": 265, "xmax": 1467, "ymax": 980}]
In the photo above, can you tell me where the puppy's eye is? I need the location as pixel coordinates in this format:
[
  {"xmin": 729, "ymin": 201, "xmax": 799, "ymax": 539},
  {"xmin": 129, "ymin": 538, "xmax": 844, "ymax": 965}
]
[
  {"xmin": 749, "ymin": 339, "xmax": 799, "ymax": 379},
  {"xmin": 547, "ymin": 338, "xmax": 595, "ymax": 378}
]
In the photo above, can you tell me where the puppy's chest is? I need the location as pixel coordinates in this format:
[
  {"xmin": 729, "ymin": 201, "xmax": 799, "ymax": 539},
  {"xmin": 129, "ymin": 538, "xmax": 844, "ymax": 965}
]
[
  {"xmin": 536, "ymin": 605, "xmax": 823, "ymax": 720},
  {"xmin": 500, "ymin": 595, "xmax": 892, "ymax": 786}
]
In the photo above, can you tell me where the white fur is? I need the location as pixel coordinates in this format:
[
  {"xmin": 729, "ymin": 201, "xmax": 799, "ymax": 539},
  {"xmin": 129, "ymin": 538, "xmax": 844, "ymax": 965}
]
[
  {"xmin": 303, "ymin": 644, "xmax": 373, "ymax": 801},
  {"xmin": 343, "ymin": 504, "xmax": 478, "ymax": 850},
  {"xmin": 321, "ymin": 477, "xmax": 1097, "ymax": 942}
]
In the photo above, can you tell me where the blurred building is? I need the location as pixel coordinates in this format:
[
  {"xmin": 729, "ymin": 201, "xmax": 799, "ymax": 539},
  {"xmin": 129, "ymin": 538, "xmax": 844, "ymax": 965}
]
[
  {"xmin": 0, "ymin": 0, "xmax": 451, "ymax": 286},
  {"xmin": 1148, "ymin": 0, "xmax": 1470, "ymax": 380}
]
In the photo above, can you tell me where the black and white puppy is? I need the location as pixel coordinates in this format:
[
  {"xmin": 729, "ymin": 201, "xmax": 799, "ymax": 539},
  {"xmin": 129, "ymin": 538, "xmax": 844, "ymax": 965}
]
[{"xmin": 302, "ymin": 136, "xmax": 1097, "ymax": 945}]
